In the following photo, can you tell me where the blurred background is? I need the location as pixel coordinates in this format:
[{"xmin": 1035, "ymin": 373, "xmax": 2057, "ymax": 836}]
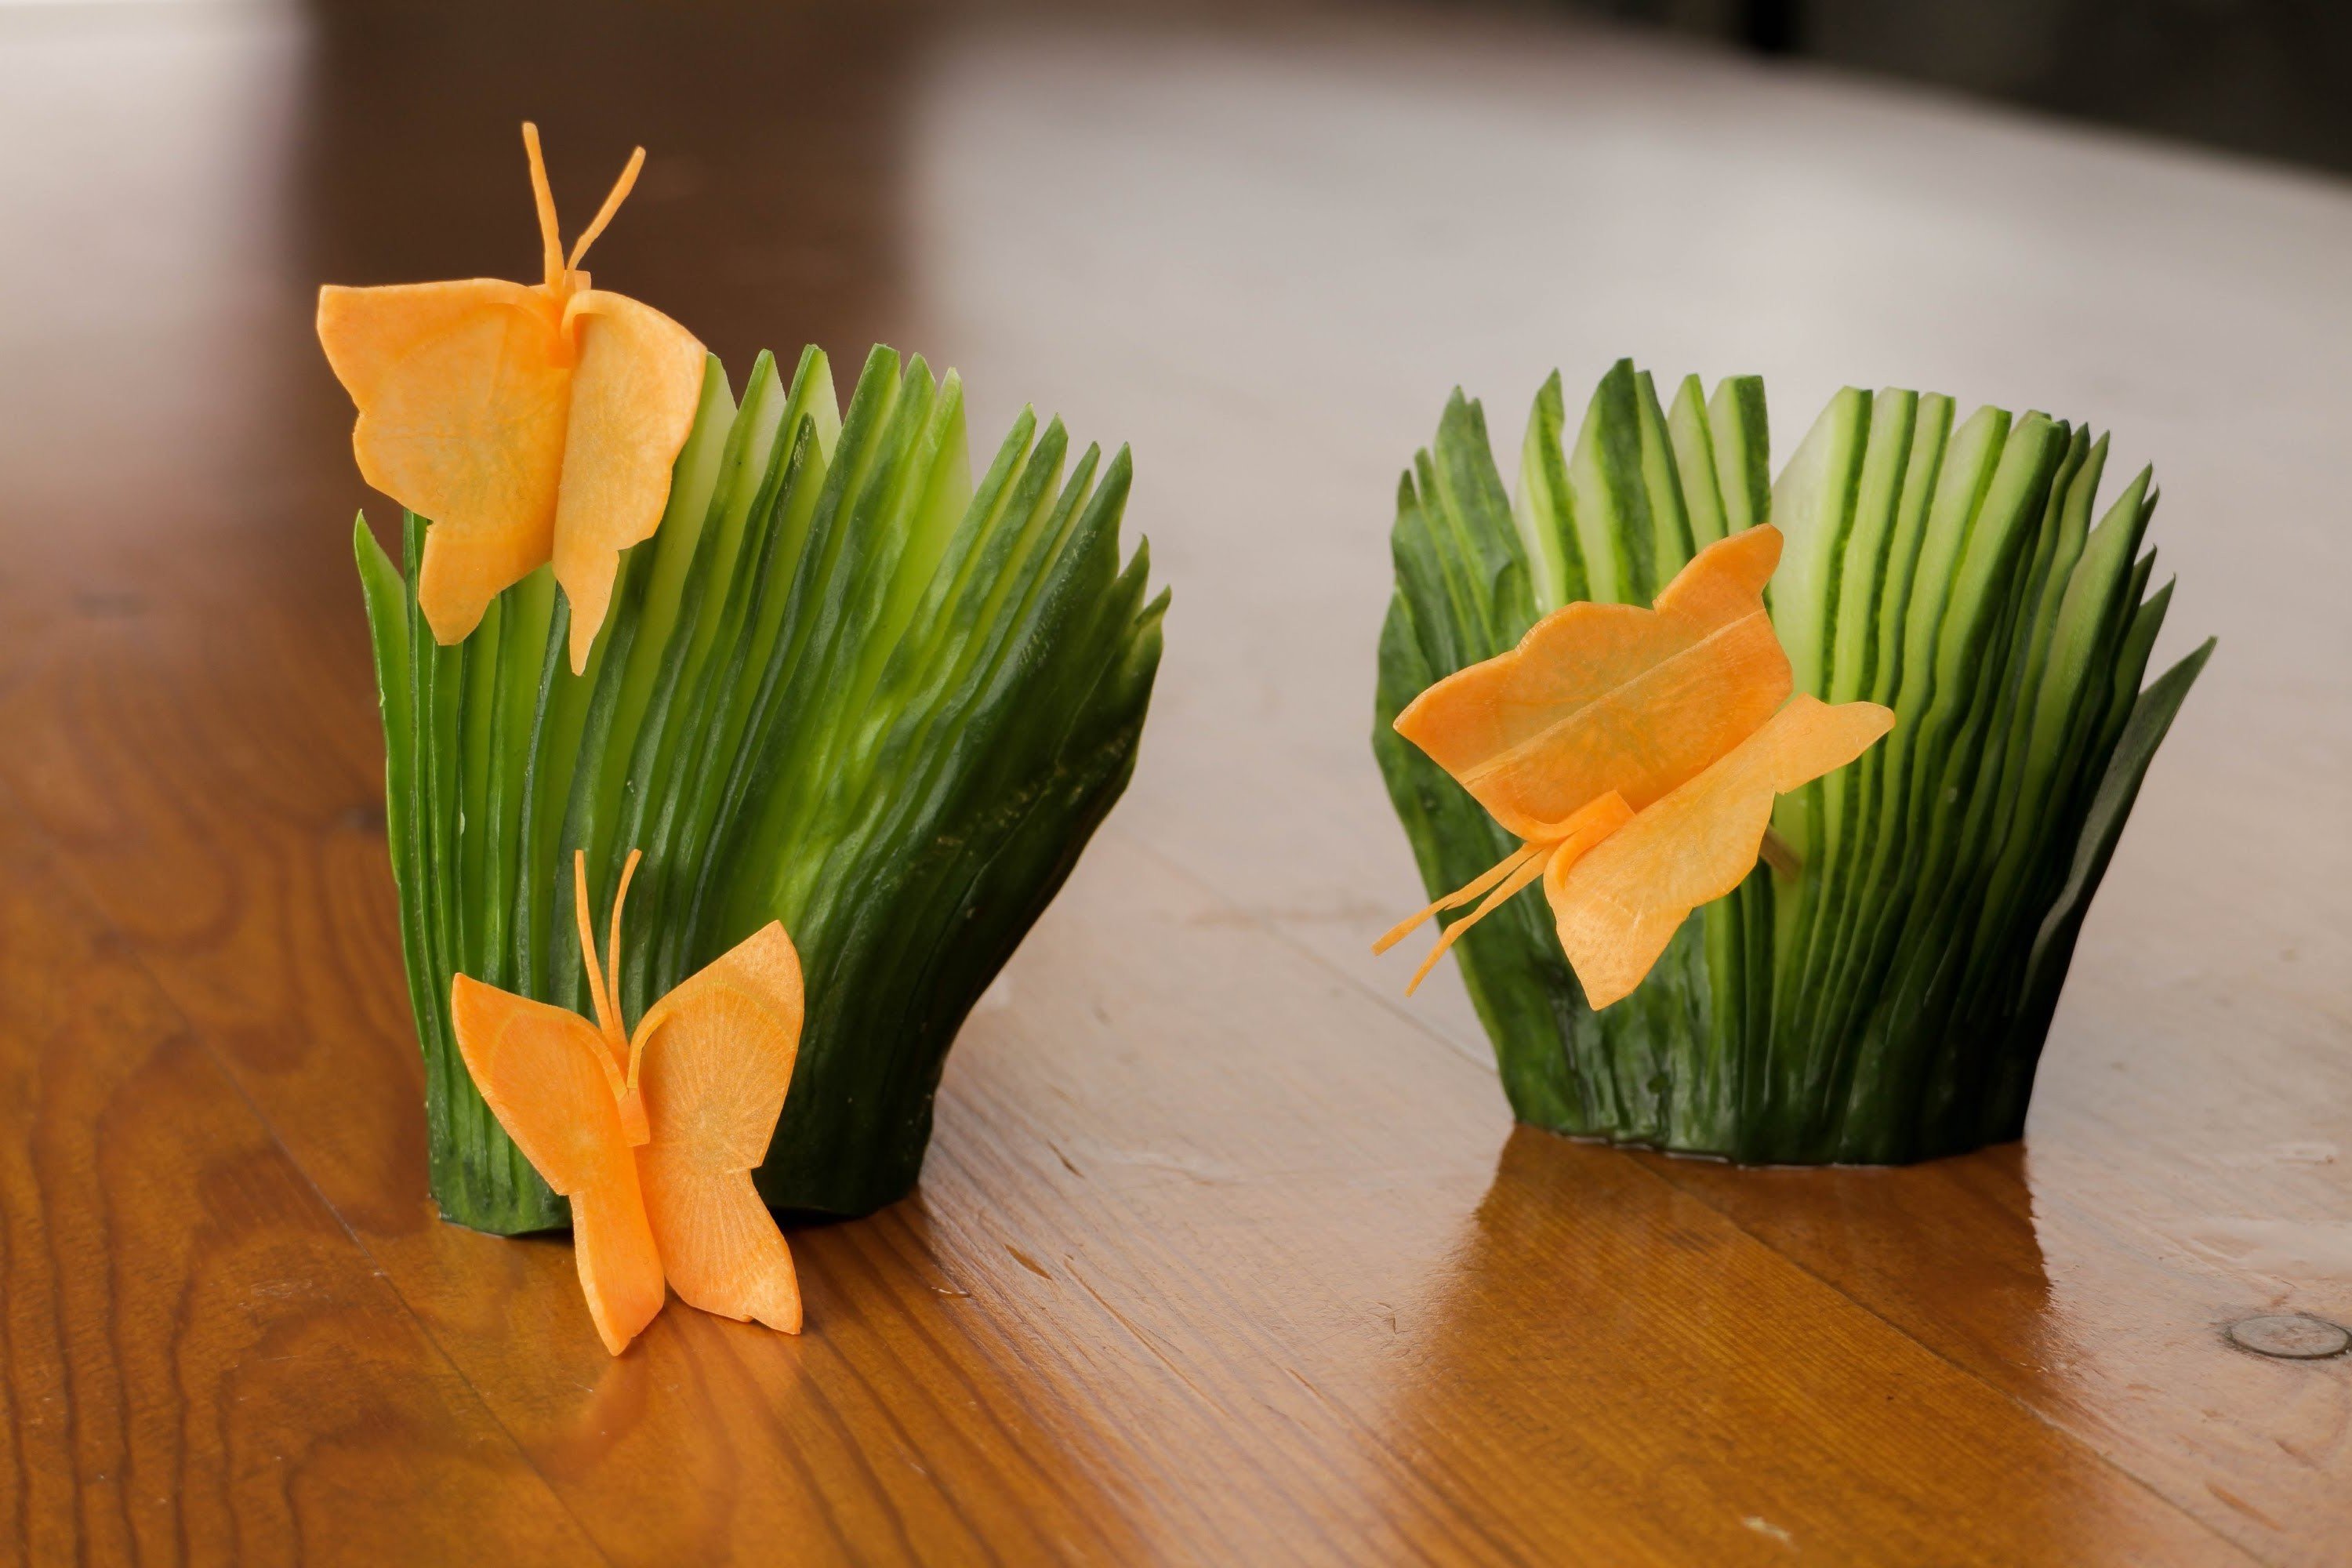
[{"xmin": 1570, "ymin": 0, "xmax": 2352, "ymax": 175}]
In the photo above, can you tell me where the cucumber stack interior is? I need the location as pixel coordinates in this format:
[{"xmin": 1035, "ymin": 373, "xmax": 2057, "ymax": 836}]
[
  {"xmin": 359, "ymin": 343, "xmax": 1168, "ymax": 1232},
  {"xmin": 1374, "ymin": 361, "xmax": 2210, "ymax": 1163}
]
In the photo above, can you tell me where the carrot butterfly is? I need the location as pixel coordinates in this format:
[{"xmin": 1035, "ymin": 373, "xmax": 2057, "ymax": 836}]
[
  {"xmin": 318, "ymin": 124, "xmax": 706, "ymax": 673},
  {"xmin": 1378, "ymin": 524, "xmax": 1895, "ymax": 1008},
  {"xmin": 452, "ymin": 849, "xmax": 803, "ymax": 1353}
]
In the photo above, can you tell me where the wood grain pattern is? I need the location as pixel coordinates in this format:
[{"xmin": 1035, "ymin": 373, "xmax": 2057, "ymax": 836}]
[
  {"xmin": 0, "ymin": 0, "xmax": 2344, "ymax": 1563},
  {"xmin": 0, "ymin": 810, "xmax": 604, "ymax": 1565}
]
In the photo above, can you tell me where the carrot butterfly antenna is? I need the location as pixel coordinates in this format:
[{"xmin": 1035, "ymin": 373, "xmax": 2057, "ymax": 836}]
[
  {"xmin": 521, "ymin": 122, "xmax": 566, "ymax": 292},
  {"xmin": 1372, "ymin": 840, "xmax": 1544, "ymax": 959},
  {"xmin": 573, "ymin": 848, "xmax": 632, "ymax": 1067},
  {"xmin": 607, "ymin": 848, "xmax": 641, "ymax": 1031},
  {"xmin": 566, "ymin": 146, "xmax": 647, "ymax": 274},
  {"xmin": 1408, "ymin": 853, "xmax": 1552, "ymax": 995},
  {"xmin": 1374, "ymin": 790, "xmax": 1635, "ymax": 996}
]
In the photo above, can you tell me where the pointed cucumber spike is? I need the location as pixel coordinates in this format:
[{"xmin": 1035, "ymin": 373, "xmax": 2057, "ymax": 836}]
[
  {"xmin": 1668, "ymin": 373, "xmax": 1728, "ymax": 550},
  {"xmin": 1429, "ymin": 390, "xmax": 1531, "ymax": 648},
  {"xmin": 1706, "ymin": 375, "xmax": 1769, "ymax": 537},
  {"xmin": 2024, "ymin": 466, "xmax": 2153, "ymax": 786},
  {"xmin": 1633, "ymin": 368, "xmax": 1696, "ymax": 583},
  {"xmin": 2014, "ymin": 637, "xmax": 2215, "ymax": 1033},
  {"xmin": 1565, "ymin": 359, "xmax": 1653, "ymax": 604},
  {"xmin": 1766, "ymin": 387, "xmax": 1871, "ymax": 708},
  {"xmin": 1762, "ymin": 386, "xmax": 1871, "ymax": 998},
  {"xmin": 1513, "ymin": 370, "xmax": 1582, "ymax": 610}
]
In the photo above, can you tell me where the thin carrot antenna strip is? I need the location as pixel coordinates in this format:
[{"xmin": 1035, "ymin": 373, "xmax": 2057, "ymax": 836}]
[
  {"xmin": 607, "ymin": 848, "xmax": 642, "ymax": 1032},
  {"xmin": 1373, "ymin": 840, "xmax": 1544, "ymax": 956},
  {"xmin": 1404, "ymin": 853, "xmax": 1551, "ymax": 995},
  {"xmin": 1378, "ymin": 789, "xmax": 1635, "ymax": 995},
  {"xmin": 573, "ymin": 850, "xmax": 626, "ymax": 1061},
  {"xmin": 521, "ymin": 122, "xmax": 565, "ymax": 292},
  {"xmin": 567, "ymin": 146, "xmax": 647, "ymax": 273}
]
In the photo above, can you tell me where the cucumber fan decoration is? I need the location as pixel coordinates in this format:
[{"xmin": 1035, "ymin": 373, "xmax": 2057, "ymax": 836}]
[
  {"xmin": 327, "ymin": 127, "xmax": 1167, "ymax": 1258},
  {"xmin": 1374, "ymin": 361, "xmax": 2209, "ymax": 1164}
]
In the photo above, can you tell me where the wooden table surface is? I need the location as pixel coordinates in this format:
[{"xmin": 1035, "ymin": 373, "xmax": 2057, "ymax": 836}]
[{"xmin": 2, "ymin": 1, "xmax": 2347, "ymax": 1563}]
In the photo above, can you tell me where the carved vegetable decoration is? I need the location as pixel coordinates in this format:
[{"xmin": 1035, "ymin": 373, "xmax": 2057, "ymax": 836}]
[
  {"xmin": 318, "ymin": 123, "xmax": 706, "ymax": 671},
  {"xmin": 1377, "ymin": 362, "xmax": 2209, "ymax": 1163},
  {"xmin": 1377, "ymin": 524, "xmax": 1895, "ymax": 1008},
  {"xmin": 454, "ymin": 849, "xmax": 804, "ymax": 1354}
]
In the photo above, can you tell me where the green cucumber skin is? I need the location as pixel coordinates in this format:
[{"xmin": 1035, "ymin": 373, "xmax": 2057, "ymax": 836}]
[
  {"xmin": 1373, "ymin": 365, "xmax": 2209, "ymax": 1165},
  {"xmin": 357, "ymin": 348, "xmax": 1166, "ymax": 1232}
]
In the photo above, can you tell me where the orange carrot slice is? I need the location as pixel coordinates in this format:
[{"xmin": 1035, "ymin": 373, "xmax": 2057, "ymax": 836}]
[
  {"xmin": 450, "ymin": 977, "xmax": 665, "ymax": 1355},
  {"xmin": 318, "ymin": 281, "xmax": 571, "ymax": 645},
  {"xmin": 1393, "ymin": 524, "xmax": 1791, "ymax": 840},
  {"xmin": 630, "ymin": 924, "xmax": 806, "ymax": 1334},
  {"xmin": 1547, "ymin": 695, "xmax": 1894, "ymax": 1008},
  {"xmin": 318, "ymin": 124, "xmax": 702, "ymax": 666},
  {"xmin": 550, "ymin": 289, "xmax": 708, "ymax": 672}
]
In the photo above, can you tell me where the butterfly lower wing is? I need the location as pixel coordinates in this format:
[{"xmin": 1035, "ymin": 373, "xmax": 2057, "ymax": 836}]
[
  {"xmin": 632, "ymin": 922, "xmax": 805, "ymax": 1333},
  {"xmin": 450, "ymin": 975, "xmax": 665, "ymax": 1354},
  {"xmin": 317, "ymin": 279, "xmax": 572, "ymax": 644},
  {"xmin": 1547, "ymin": 695, "xmax": 1895, "ymax": 1009},
  {"xmin": 550, "ymin": 290, "xmax": 708, "ymax": 673},
  {"xmin": 1392, "ymin": 524, "xmax": 1792, "ymax": 838}
]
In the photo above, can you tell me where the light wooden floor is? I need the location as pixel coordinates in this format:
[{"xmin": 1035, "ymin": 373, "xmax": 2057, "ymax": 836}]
[{"xmin": 0, "ymin": 1, "xmax": 2345, "ymax": 1563}]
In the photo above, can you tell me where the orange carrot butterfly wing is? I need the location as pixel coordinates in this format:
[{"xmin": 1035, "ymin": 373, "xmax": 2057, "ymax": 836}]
[
  {"xmin": 316, "ymin": 279, "xmax": 572, "ymax": 645},
  {"xmin": 1393, "ymin": 524, "xmax": 1792, "ymax": 839},
  {"xmin": 1545, "ymin": 695, "xmax": 1895, "ymax": 1008},
  {"xmin": 449, "ymin": 978, "xmax": 666, "ymax": 1354},
  {"xmin": 630, "ymin": 924, "xmax": 806, "ymax": 1334},
  {"xmin": 550, "ymin": 289, "xmax": 709, "ymax": 673}
]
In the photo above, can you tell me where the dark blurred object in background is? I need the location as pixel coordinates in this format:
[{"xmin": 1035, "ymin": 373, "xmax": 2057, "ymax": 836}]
[{"xmin": 1568, "ymin": 0, "xmax": 2352, "ymax": 176}]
